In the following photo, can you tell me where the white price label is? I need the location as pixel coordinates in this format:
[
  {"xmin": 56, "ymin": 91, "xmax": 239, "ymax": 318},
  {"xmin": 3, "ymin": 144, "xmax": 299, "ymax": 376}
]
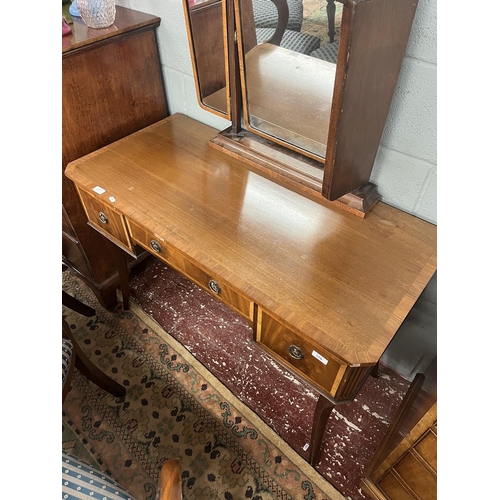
[{"xmin": 312, "ymin": 350, "xmax": 328, "ymax": 365}]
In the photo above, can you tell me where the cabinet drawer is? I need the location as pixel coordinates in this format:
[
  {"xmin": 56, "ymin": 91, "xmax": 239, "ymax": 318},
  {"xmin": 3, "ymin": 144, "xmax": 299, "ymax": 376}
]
[
  {"xmin": 128, "ymin": 221, "xmax": 253, "ymax": 321},
  {"xmin": 256, "ymin": 309, "xmax": 341, "ymax": 394},
  {"xmin": 78, "ymin": 189, "xmax": 135, "ymax": 254}
]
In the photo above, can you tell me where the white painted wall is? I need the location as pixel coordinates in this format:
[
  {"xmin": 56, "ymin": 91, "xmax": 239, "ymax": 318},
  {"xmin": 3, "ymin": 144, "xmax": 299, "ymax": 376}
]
[{"xmin": 115, "ymin": 0, "xmax": 437, "ymax": 377}]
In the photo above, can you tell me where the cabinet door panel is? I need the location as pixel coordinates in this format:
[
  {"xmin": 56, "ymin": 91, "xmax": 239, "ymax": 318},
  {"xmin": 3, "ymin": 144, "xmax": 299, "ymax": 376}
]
[
  {"xmin": 393, "ymin": 453, "xmax": 437, "ymax": 500},
  {"xmin": 414, "ymin": 430, "xmax": 437, "ymax": 472},
  {"xmin": 378, "ymin": 472, "xmax": 415, "ymax": 500}
]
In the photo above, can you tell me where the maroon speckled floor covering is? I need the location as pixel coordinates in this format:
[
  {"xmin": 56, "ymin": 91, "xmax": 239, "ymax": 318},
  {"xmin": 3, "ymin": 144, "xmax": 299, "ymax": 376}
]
[{"xmin": 129, "ymin": 258, "xmax": 410, "ymax": 500}]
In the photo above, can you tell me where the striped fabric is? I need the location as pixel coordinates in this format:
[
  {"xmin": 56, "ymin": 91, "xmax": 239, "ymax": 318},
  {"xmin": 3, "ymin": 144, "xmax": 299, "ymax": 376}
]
[
  {"xmin": 256, "ymin": 28, "xmax": 321, "ymax": 55},
  {"xmin": 310, "ymin": 40, "xmax": 340, "ymax": 64},
  {"xmin": 62, "ymin": 339, "xmax": 73, "ymax": 389},
  {"xmin": 252, "ymin": 0, "xmax": 304, "ymax": 32},
  {"xmin": 62, "ymin": 450, "xmax": 135, "ymax": 500}
]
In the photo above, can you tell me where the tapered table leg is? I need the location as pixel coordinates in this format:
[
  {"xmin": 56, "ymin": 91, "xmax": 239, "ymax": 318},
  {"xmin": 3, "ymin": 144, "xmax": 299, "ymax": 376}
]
[
  {"xmin": 370, "ymin": 361, "xmax": 380, "ymax": 378},
  {"xmin": 308, "ymin": 394, "xmax": 335, "ymax": 466},
  {"xmin": 108, "ymin": 242, "xmax": 131, "ymax": 310}
]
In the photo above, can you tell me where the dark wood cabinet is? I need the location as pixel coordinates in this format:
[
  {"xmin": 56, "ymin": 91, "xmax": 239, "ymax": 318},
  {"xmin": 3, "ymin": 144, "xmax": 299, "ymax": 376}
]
[{"xmin": 62, "ymin": 6, "xmax": 168, "ymax": 308}]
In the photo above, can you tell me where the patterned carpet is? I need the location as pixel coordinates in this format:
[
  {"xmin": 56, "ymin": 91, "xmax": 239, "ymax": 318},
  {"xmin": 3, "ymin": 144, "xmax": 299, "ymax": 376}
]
[{"xmin": 62, "ymin": 270, "xmax": 345, "ymax": 500}]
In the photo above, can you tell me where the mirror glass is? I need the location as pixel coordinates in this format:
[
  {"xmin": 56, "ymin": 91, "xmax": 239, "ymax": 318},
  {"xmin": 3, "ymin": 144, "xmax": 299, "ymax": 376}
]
[
  {"xmin": 183, "ymin": 0, "xmax": 231, "ymax": 118},
  {"xmin": 235, "ymin": 0, "xmax": 343, "ymax": 161}
]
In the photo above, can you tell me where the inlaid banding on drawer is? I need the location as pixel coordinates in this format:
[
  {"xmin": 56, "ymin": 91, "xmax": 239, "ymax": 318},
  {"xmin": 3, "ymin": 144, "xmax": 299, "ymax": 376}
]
[
  {"xmin": 256, "ymin": 309, "xmax": 341, "ymax": 395},
  {"xmin": 77, "ymin": 188, "xmax": 134, "ymax": 254},
  {"xmin": 127, "ymin": 221, "xmax": 253, "ymax": 321}
]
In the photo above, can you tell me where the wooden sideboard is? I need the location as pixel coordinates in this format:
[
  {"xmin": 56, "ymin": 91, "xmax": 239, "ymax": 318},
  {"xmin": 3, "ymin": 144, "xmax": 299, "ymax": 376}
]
[
  {"xmin": 62, "ymin": 6, "xmax": 168, "ymax": 308},
  {"xmin": 65, "ymin": 113, "xmax": 437, "ymax": 464}
]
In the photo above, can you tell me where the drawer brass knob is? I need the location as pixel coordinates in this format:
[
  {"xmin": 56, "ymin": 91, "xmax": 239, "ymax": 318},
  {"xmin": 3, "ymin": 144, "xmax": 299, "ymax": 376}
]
[
  {"xmin": 150, "ymin": 240, "xmax": 162, "ymax": 253},
  {"xmin": 98, "ymin": 212, "xmax": 108, "ymax": 224},
  {"xmin": 208, "ymin": 279, "xmax": 221, "ymax": 295},
  {"xmin": 288, "ymin": 345, "xmax": 303, "ymax": 360}
]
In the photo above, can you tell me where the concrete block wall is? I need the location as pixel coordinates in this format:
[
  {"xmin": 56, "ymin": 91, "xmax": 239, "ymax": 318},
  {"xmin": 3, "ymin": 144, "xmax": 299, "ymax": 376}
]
[
  {"xmin": 373, "ymin": 0, "xmax": 437, "ymax": 224},
  {"xmin": 115, "ymin": 0, "xmax": 437, "ymax": 378}
]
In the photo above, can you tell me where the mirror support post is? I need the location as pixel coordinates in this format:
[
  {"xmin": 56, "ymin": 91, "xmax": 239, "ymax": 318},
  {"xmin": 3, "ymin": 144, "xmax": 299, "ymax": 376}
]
[{"xmin": 227, "ymin": 0, "xmax": 242, "ymax": 133}]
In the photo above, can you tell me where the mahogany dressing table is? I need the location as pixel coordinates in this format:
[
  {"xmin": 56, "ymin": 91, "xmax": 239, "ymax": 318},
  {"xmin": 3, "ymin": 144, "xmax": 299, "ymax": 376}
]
[{"xmin": 65, "ymin": 113, "xmax": 437, "ymax": 465}]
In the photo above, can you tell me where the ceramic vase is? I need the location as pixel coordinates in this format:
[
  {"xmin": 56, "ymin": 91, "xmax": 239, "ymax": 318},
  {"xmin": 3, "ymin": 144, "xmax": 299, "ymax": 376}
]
[{"xmin": 76, "ymin": 0, "xmax": 116, "ymax": 29}]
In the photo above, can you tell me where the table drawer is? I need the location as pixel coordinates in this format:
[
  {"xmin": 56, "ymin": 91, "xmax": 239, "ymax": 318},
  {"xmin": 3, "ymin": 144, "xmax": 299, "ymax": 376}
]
[
  {"xmin": 77, "ymin": 188, "xmax": 134, "ymax": 254},
  {"xmin": 256, "ymin": 309, "xmax": 341, "ymax": 394},
  {"xmin": 128, "ymin": 221, "xmax": 254, "ymax": 321}
]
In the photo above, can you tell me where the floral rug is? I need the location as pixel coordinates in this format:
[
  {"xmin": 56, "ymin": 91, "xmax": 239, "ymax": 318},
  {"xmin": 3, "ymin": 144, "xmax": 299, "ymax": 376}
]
[{"xmin": 62, "ymin": 270, "xmax": 345, "ymax": 500}]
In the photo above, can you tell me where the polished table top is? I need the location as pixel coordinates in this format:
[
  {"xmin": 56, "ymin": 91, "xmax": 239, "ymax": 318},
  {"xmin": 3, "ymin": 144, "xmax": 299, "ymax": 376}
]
[{"xmin": 66, "ymin": 113, "xmax": 437, "ymax": 367}]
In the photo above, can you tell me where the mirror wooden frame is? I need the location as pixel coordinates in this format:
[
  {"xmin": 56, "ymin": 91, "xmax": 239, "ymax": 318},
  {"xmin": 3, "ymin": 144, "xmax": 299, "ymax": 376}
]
[
  {"xmin": 182, "ymin": 0, "xmax": 232, "ymax": 118},
  {"xmin": 183, "ymin": 0, "xmax": 419, "ymax": 217}
]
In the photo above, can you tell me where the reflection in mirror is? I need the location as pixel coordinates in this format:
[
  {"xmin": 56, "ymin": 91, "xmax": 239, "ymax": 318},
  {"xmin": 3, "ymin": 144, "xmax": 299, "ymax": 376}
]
[
  {"xmin": 183, "ymin": 0, "xmax": 231, "ymax": 118},
  {"xmin": 235, "ymin": 0, "xmax": 342, "ymax": 161}
]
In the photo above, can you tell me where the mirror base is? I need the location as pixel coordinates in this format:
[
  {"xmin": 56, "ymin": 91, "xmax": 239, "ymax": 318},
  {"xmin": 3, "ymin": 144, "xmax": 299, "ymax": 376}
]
[{"xmin": 209, "ymin": 128, "xmax": 380, "ymax": 218}]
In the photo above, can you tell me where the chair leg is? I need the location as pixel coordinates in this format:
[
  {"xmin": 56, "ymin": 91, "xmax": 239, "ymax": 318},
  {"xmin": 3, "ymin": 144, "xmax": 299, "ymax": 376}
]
[
  {"xmin": 62, "ymin": 291, "xmax": 96, "ymax": 317},
  {"xmin": 159, "ymin": 459, "xmax": 183, "ymax": 500},
  {"xmin": 63, "ymin": 319, "xmax": 126, "ymax": 398},
  {"xmin": 62, "ymin": 345, "xmax": 76, "ymax": 404}
]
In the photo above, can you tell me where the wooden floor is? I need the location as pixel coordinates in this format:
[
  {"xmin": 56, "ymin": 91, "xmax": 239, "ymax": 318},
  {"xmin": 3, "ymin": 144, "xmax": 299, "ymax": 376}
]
[{"xmin": 129, "ymin": 257, "xmax": 411, "ymax": 500}]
